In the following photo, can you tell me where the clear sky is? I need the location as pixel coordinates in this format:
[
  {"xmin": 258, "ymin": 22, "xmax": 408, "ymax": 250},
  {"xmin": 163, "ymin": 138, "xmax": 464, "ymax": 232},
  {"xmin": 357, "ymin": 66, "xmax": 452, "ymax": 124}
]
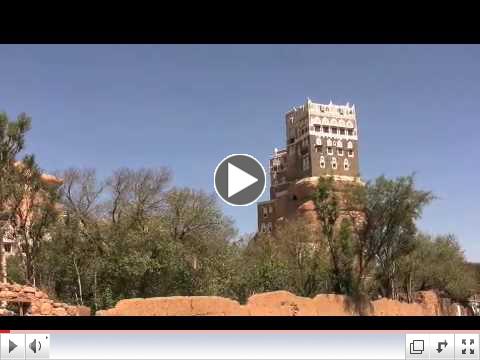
[{"xmin": 0, "ymin": 45, "xmax": 479, "ymax": 261}]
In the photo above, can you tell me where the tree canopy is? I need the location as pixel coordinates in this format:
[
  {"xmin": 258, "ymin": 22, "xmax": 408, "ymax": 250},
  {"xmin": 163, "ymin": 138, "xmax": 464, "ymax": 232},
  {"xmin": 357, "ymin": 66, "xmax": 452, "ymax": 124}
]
[{"xmin": 1, "ymin": 112, "xmax": 478, "ymax": 312}]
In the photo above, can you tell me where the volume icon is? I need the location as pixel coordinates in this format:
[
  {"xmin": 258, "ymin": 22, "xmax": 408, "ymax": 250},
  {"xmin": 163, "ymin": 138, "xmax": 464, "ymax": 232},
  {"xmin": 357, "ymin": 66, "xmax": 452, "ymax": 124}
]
[{"xmin": 29, "ymin": 338, "xmax": 41, "ymax": 354}]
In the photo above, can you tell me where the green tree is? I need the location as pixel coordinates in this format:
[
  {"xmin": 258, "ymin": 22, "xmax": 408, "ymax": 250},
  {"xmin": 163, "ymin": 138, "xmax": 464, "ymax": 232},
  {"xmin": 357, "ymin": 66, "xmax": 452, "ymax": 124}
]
[
  {"xmin": 354, "ymin": 175, "xmax": 434, "ymax": 299},
  {"xmin": 6, "ymin": 157, "xmax": 60, "ymax": 285},
  {"xmin": 0, "ymin": 112, "xmax": 32, "ymax": 282},
  {"xmin": 397, "ymin": 233, "xmax": 477, "ymax": 303},
  {"xmin": 273, "ymin": 218, "xmax": 330, "ymax": 297}
]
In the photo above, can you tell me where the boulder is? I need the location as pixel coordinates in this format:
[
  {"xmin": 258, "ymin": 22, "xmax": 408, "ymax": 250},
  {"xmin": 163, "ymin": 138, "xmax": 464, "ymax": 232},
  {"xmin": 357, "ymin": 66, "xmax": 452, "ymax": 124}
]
[
  {"xmin": 52, "ymin": 307, "xmax": 68, "ymax": 316},
  {"xmin": 35, "ymin": 291, "xmax": 47, "ymax": 299},
  {"xmin": 40, "ymin": 302, "xmax": 53, "ymax": 315},
  {"xmin": 76, "ymin": 306, "xmax": 91, "ymax": 316},
  {"xmin": 0, "ymin": 290, "xmax": 16, "ymax": 299}
]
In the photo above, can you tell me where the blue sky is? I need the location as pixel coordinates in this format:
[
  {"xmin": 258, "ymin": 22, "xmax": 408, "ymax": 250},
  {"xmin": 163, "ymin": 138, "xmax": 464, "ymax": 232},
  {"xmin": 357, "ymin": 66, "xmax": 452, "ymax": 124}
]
[{"xmin": 1, "ymin": 45, "xmax": 479, "ymax": 261}]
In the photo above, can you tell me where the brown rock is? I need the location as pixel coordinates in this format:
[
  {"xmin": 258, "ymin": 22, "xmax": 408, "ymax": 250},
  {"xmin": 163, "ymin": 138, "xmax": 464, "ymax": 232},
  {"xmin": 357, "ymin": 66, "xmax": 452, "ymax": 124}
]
[
  {"xmin": 40, "ymin": 302, "xmax": 53, "ymax": 315},
  {"xmin": 92, "ymin": 290, "xmax": 468, "ymax": 316},
  {"xmin": 77, "ymin": 306, "xmax": 91, "ymax": 316},
  {"xmin": 23, "ymin": 286, "xmax": 36, "ymax": 293},
  {"xmin": 53, "ymin": 302, "xmax": 63, "ymax": 308},
  {"xmin": 297, "ymin": 200, "xmax": 316, "ymax": 212},
  {"xmin": 112, "ymin": 297, "xmax": 190, "ymax": 316},
  {"xmin": 65, "ymin": 305, "xmax": 91, "ymax": 316},
  {"xmin": 191, "ymin": 296, "xmax": 246, "ymax": 316},
  {"xmin": 52, "ymin": 307, "xmax": 68, "ymax": 316},
  {"xmin": 313, "ymin": 294, "xmax": 357, "ymax": 316},
  {"xmin": 0, "ymin": 290, "xmax": 16, "ymax": 299},
  {"xmin": 66, "ymin": 306, "xmax": 78, "ymax": 316},
  {"xmin": 247, "ymin": 291, "xmax": 316, "ymax": 316},
  {"xmin": 293, "ymin": 177, "xmax": 319, "ymax": 201}
]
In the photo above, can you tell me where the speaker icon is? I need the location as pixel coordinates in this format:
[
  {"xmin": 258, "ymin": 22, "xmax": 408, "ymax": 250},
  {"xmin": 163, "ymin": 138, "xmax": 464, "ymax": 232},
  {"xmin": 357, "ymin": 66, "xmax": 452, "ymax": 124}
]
[{"xmin": 29, "ymin": 338, "xmax": 42, "ymax": 354}]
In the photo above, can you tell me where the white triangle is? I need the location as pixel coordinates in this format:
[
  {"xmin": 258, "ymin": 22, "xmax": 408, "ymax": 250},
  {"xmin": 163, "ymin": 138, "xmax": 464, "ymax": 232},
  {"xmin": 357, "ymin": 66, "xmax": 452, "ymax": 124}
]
[{"xmin": 228, "ymin": 162, "xmax": 258, "ymax": 198}]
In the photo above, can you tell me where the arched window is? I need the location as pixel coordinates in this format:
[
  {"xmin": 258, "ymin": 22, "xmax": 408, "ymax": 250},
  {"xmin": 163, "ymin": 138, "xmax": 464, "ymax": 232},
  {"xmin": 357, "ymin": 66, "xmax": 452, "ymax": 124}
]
[
  {"xmin": 344, "ymin": 159, "xmax": 350, "ymax": 170},
  {"xmin": 316, "ymin": 137, "xmax": 322, "ymax": 145},
  {"xmin": 347, "ymin": 141, "xmax": 353, "ymax": 149},
  {"xmin": 339, "ymin": 119, "xmax": 345, "ymax": 127},
  {"xmin": 320, "ymin": 156, "xmax": 325, "ymax": 168},
  {"xmin": 346, "ymin": 121, "xmax": 354, "ymax": 128},
  {"xmin": 337, "ymin": 140, "xmax": 343, "ymax": 148},
  {"xmin": 322, "ymin": 117, "xmax": 329, "ymax": 125},
  {"xmin": 331, "ymin": 157, "xmax": 337, "ymax": 170},
  {"xmin": 330, "ymin": 118, "xmax": 338, "ymax": 126},
  {"xmin": 327, "ymin": 139, "xmax": 333, "ymax": 147}
]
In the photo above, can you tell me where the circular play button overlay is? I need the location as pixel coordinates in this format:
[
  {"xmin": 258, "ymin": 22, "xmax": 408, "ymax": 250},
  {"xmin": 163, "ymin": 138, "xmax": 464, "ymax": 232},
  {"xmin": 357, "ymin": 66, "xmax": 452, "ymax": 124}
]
[{"xmin": 214, "ymin": 154, "xmax": 266, "ymax": 206}]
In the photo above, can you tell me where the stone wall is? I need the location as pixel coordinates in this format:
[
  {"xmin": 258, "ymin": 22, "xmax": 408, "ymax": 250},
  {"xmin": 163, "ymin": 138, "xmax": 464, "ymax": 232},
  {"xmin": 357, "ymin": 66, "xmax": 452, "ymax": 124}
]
[
  {"xmin": 0, "ymin": 283, "xmax": 90, "ymax": 316},
  {"xmin": 96, "ymin": 290, "xmax": 471, "ymax": 316},
  {"xmin": 1, "ymin": 284, "xmax": 469, "ymax": 316}
]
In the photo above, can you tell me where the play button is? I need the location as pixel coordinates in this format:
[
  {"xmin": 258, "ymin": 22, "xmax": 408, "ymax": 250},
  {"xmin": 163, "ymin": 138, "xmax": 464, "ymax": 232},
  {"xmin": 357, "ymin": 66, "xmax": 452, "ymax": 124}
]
[
  {"xmin": 214, "ymin": 154, "xmax": 266, "ymax": 206},
  {"xmin": 9, "ymin": 340, "xmax": 17, "ymax": 353}
]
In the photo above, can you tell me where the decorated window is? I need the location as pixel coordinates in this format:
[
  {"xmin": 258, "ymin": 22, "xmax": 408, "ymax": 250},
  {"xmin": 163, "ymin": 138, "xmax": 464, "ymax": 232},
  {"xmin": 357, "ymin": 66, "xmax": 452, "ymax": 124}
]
[{"xmin": 331, "ymin": 157, "xmax": 337, "ymax": 170}]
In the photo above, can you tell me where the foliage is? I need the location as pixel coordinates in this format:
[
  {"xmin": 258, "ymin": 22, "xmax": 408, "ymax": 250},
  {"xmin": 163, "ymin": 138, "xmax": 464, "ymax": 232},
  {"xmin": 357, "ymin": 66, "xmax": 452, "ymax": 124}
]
[
  {"xmin": 397, "ymin": 233, "xmax": 478, "ymax": 303},
  {"xmin": 2, "ymin": 114, "xmax": 478, "ymax": 312}
]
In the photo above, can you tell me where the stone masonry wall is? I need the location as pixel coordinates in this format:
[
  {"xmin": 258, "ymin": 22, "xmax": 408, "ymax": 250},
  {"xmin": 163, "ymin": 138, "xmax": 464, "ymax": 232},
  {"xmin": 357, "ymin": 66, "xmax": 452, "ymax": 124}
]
[{"xmin": 0, "ymin": 283, "xmax": 90, "ymax": 316}]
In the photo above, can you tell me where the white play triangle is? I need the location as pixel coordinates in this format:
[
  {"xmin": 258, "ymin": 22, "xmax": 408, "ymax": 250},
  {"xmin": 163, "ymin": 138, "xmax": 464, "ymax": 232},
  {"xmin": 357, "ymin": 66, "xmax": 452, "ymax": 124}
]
[{"xmin": 228, "ymin": 162, "xmax": 258, "ymax": 198}]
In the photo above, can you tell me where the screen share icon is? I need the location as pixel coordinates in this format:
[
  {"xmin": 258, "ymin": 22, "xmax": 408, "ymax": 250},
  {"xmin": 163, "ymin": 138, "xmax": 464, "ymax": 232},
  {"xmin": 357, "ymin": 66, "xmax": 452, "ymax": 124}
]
[{"xmin": 410, "ymin": 340, "xmax": 425, "ymax": 355}]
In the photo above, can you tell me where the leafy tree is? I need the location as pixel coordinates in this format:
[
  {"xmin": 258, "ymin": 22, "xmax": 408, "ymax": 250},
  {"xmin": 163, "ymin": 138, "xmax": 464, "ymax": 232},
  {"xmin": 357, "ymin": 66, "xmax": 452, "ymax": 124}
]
[
  {"xmin": 6, "ymin": 158, "xmax": 60, "ymax": 285},
  {"xmin": 311, "ymin": 177, "xmax": 360, "ymax": 295},
  {"xmin": 240, "ymin": 233, "xmax": 290, "ymax": 300},
  {"xmin": 397, "ymin": 233, "xmax": 478, "ymax": 303},
  {"xmin": 354, "ymin": 175, "xmax": 434, "ymax": 299},
  {"xmin": 0, "ymin": 112, "xmax": 32, "ymax": 282},
  {"xmin": 273, "ymin": 218, "xmax": 330, "ymax": 297}
]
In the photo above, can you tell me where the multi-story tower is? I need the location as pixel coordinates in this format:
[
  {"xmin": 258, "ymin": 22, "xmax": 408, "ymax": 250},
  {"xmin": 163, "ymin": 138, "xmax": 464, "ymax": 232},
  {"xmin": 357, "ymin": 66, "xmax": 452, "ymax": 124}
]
[{"xmin": 257, "ymin": 99, "xmax": 362, "ymax": 233}]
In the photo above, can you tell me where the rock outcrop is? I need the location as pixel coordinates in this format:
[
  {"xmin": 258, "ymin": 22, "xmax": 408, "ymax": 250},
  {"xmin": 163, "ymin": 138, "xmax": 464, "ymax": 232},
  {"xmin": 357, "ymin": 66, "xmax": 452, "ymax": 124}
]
[{"xmin": 96, "ymin": 290, "xmax": 471, "ymax": 316}]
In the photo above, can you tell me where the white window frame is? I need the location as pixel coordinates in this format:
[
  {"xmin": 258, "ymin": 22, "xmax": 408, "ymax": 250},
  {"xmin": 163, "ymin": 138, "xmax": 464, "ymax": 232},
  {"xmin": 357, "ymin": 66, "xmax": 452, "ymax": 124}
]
[
  {"xmin": 344, "ymin": 159, "xmax": 350, "ymax": 170},
  {"xmin": 337, "ymin": 148, "xmax": 344, "ymax": 156},
  {"xmin": 348, "ymin": 149, "xmax": 354, "ymax": 158},
  {"xmin": 320, "ymin": 156, "xmax": 325, "ymax": 168},
  {"xmin": 327, "ymin": 146, "xmax": 333, "ymax": 155},
  {"xmin": 331, "ymin": 157, "xmax": 337, "ymax": 170}
]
